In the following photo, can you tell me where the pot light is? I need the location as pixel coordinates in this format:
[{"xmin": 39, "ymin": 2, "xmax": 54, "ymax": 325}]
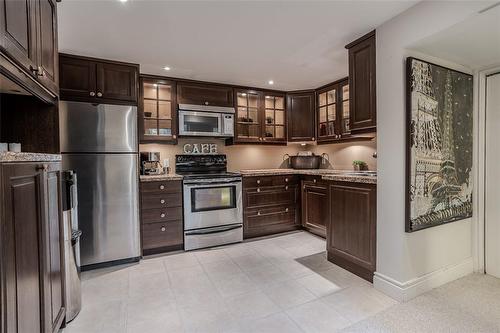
[
  {"xmin": 268, "ymin": 80, "xmax": 274, "ymax": 85},
  {"xmin": 163, "ymin": 66, "xmax": 171, "ymax": 71},
  {"xmin": 118, "ymin": 0, "xmax": 128, "ymax": 2}
]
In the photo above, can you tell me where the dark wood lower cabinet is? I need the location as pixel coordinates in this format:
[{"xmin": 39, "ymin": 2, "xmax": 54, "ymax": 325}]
[
  {"xmin": 0, "ymin": 162, "xmax": 65, "ymax": 333},
  {"xmin": 301, "ymin": 176, "xmax": 328, "ymax": 238},
  {"xmin": 140, "ymin": 180, "xmax": 183, "ymax": 255},
  {"xmin": 327, "ymin": 181, "xmax": 376, "ymax": 282},
  {"xmin": 243, "ymin": 175, "xmax": 301, "ymax": 238}
]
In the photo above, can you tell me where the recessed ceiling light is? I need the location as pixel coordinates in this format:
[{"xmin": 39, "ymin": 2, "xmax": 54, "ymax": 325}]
[
  {"xmin": 268, "ymin": 80, "xmax": 274, "ymax": 85},
  {"xmin": 163, "ymin": 66, "xmax": 171, "ymax": 71},
  {"xmin": 118, "ymin": 0, "xmax": 127, "ymax": 2}
]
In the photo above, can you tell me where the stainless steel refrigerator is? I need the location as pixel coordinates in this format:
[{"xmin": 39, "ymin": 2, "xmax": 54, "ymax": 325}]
[{"xmin": 59, "ymin": 101, "xmax": 140, "ymax": 269}]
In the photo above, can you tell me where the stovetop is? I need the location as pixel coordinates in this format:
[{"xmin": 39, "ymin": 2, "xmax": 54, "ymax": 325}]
[{"xmin": 175, "ymin": 154, "xmax": 240, "ymax": 179}]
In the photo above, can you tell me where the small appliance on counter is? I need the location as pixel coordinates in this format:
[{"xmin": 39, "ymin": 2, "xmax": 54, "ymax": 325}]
[
  {"xmin": 176, "ymin": 154, "xmax": 242, "ymax": 250},
  {"xmin": 61, "ymin": 170, "xmax": 82, "ymax": 322},
  {"xmin": 140, "ymin": 152, "xmax": 163, "ymax": 175},
  {"xmin": 287, "ymin": 151, "xmax": 328, "ymax": 169}
]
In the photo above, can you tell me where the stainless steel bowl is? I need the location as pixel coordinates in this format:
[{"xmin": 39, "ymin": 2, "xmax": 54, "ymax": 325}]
[{"xmin": 289, "ymin": 155, "xmax": 322, "ymax": 169}]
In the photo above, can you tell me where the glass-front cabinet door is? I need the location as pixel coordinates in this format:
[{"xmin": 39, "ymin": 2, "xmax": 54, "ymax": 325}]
[
  {"xmin": 235, "ymin": 89, "xmax": 263, "ymax": 143},
  {"xmin": 263, "ymin": 93, "xmax": 286, "ymax": 143},
  {"xmin": 317, "ymin": 78, "xmax": 349, "ymax": 143},
  {"xmin": 140, "ymin": 77, "xmax": 177, "ymax": 143}
]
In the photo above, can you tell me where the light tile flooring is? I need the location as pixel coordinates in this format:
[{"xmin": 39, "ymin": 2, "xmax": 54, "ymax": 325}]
[{"xmin": 63, "ymin": 231, "xmax": 397, "ymax": 333}]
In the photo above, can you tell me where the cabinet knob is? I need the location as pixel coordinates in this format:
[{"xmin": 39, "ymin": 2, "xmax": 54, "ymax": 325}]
[
  {"xmin": 159, "ymin": 185, "xmax": 165, "ymax": 190},
  {"xmin": 161, "ymin": 226, "xmax": 166, "ymax": 232},
  {"xmin": 259, "ymin": 137, "xmax": 263, "ymax": 141},
  {"xmin": 160, "ymin": 213, "xmax": 166, "ymax": 218},
  {"xmin": 173, "ymin": 135, "xmax": 177, "ymax": 139},
  {"xmin": 257, "ymin": 211, "xmax": 261, "ymax": 216},
  {"xmin": 285, "ymin": 178, "xmax": 289, "ymax": 182},
  {"xmin": 257, "ymin": 180, "xmax": 261, "ymax": 184},
  {"xmin": 160, "ymin": 199, "xmax": 165, "ymax": 204},
  {"xmin": 313, "ymin": 179, "xmax": 317, "ymax": 183},
  {"xmin": 89, "ymin": 91, "xmax": 96, "ymax": 97},
  {"xmin": 257, "ymin": 188, "xmax": 261, "ymax": 193},
  {"xmin": 312, "ymin": 137, "xmax": 315, "ymax": 141},
  {"xmin": 285, "ymin": 208, "xmax": 289, "ymax": 212},
  {"xmin": 263, "ymin": 138, "xmax": 266, "ymax": 141},
  {"xmin": 285, "ymin": 185, "xmax": 289, "ymax": 190},
  {"xmin": 205, "ymin": 101, "xmax": 209, "ymax": 105},
  {"xmin": 97, "ymin": 92, "xmax": 103, "ymax": 97}
]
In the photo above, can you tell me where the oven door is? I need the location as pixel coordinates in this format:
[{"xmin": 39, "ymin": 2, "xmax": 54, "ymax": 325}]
[
  {"xmin": 183, "ymin": 180, "xmax": 242, "ymax": 230},
  {"xmin": 178, "ymin": 110, "xmax": 223, "ymax": 137}
]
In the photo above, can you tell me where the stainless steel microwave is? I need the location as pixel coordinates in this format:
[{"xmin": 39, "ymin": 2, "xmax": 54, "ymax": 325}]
[{"xmin": 178, "ymin": 104, "xmax": 235, "ymax": 137}]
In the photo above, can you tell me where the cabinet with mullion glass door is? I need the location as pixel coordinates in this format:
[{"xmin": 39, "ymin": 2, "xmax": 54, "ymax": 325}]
[
  {"xmin": 317, "ymin": 78, "xmax": 350, "ymax": 143},
  {"xmin": 140, "ymin": 77, "xmax": 177, "ymax": 143},
  {"xmin": 235, "ymin": 89, "xmax": 263, "ymax": 143},
  {"xmin": 263, "ymin": 93, "xmax": 286, "ymax": 143}
]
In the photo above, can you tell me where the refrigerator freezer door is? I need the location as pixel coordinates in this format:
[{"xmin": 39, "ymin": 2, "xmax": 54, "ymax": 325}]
[
  {"xmin": 59, "ymin": 101, "xmax": 137, "ymax": 153},
  {"xmin": 62, "ymin": 153, "xmax": 140, "ymax": 266}
]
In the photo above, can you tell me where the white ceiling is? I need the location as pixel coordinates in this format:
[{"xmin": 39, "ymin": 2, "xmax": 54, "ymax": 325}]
[
  {"xmin": 410, "ymin": 3, "xmax": 500, "ymax": 70},
  {"xmin": 57, "ymin": 0, "xmax": 417, "ymax": 91}
]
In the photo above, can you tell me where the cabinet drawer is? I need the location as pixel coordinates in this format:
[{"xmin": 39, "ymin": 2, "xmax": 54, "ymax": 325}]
[
  {"xmin": 142, "ymin": 221, "xmax": 183, "ymax": 251},
  {"xmin": 302, "ymin": 175, "xmax": 325, "ymax": 185},
  {"xmin": 243, "ymin": 176, "xmax": 274, "ymax": 188},
  {"xmin": 245, "ymin": 185, "xmax": 298, "ymax": 209},
  {"xmin": 244, "ymin": 204, "xmax": 298, "ymax": 238},
  {"xmin": 141, "ymin": 207, "xmax": 183, "ymax": 224},
  {"xmin": 141, "ymin": 192, "xmax": 182, "ymax": 209},
  {"xmin": 272, "ymin": 175, "xmax": 299, "ymax": 186},
  {"xmin": 141, "ymin": 180, "xmax": 181, "ymax": 194}
]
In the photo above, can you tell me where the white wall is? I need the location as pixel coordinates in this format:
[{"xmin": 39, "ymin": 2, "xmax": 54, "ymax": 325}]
[{"xmin": 375, "ymin": 1, "xmax": 493, "ymax": 301}]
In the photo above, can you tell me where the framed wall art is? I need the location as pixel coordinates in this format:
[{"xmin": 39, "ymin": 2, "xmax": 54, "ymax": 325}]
[{"xmin": 406, "ymin": 57, "xmax": 473, "ymax": 232}]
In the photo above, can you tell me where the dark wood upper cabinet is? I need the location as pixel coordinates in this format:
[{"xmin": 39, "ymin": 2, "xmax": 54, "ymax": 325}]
[
  {"xmin": 59, "ymin": 54, "xmax": 97, "ymax": 99},
  {"xmin": 35, "ymin": 0, "xmax": 58, "ymax": 94},
  {"xmin": 235, "ymin": 89, "xmax": 263, "ymax": 143},
  {"xmin": 1, "ymin": 162, "xmax": 65, "ymax": 333},
  {"xmin": 327, "ymin": 181, "xmax": 376, "ymax": 282},
  {"xmin": 139, "ymin": 76, "xmax": 177, "ymax": 144},
  {"xmin": 346, "ymin": 30, "xmax": 376, "ymax": 133},
  {"xmin": 0, "ymin": 0, "xmax": 59, "ymax": 98},
  {"xmin": 287, "ymin": 91, "xmax": 316, "ymax": 142},
  {"xmin": 177, "ymin": 82, "xmax": 233, "ymax": 107},
  {"xmin": 316, "ymin": 78, "xmax": 351, "ymax": 143},
  {"xmin": 59, "ymin": 53, "xmax": 139, "ymax": 105}
]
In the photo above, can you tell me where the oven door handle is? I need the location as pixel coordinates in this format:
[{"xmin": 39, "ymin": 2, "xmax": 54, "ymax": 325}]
[
  {"xmin": 184, "ymin": 180, "xmax": 242, "ymax": 186},
  {"xmin": 185, "ymin": 224, "xmax": 242, "ymax": 236}
]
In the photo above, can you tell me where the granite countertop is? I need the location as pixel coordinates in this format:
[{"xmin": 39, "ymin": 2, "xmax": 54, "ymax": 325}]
[
  {"xmin": 0, "ymin": 152, "xmax": 62, "ymax": 163},
  {"xmin": 140, "ymin": 174, "xmax": 183, "ymax": 182},
  {"xmin": 239, "ymin": 168, "xmax": 377, "ymax": 184}
]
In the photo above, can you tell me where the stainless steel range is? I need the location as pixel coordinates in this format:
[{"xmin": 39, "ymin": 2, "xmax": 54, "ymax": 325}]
[{"xmin": 176, "ymin": 154, "xmax": 242, "ymax": 250}]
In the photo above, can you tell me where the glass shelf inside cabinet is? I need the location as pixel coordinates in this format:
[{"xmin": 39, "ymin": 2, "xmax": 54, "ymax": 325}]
[
  {"xmin": 143, "ymin": 82, "xmax": 173, "ymax": 137},
  {"xmin": 237, "ymin": 92, "xmax": 261, "ymax": 139},
  {"xmin": 263, "ymin": 95, "xmax": 285, "ymax": 140}
]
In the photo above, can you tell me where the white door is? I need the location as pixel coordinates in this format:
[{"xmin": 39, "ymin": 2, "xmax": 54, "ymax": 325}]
[{"xmin": 485, "ymin": 72, "xmax": 500, "ymax": 278}]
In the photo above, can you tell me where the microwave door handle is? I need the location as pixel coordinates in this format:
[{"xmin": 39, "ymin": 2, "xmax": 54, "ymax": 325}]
[{"xmin": 218, "ymin": 115, "xmax": 222, "ymax": 135}]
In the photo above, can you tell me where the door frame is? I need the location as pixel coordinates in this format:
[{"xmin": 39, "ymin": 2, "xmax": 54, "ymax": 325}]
[{"xmin": 476, "ymin": 65, "xmax": 500, "ymax": 273}]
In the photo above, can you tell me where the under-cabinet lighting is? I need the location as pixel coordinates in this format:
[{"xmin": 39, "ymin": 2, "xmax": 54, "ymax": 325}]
[
  {"xmin": 268, "ymin": 80, "xmax": 274, "ymax": 85},
  {"xmin": 163, "ymin": 66, "xmax": 171, "ymax": 71}
]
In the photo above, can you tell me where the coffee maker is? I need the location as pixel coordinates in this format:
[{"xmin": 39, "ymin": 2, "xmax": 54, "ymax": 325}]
[{"xmin": 140, "ymin": 152, "xmax": 162, "ymax": 175}]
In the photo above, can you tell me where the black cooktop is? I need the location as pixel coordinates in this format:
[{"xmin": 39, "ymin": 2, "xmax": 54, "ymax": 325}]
[{"xmin": 175, "ymin": 154, "xmax": 240, "ymax": 179}]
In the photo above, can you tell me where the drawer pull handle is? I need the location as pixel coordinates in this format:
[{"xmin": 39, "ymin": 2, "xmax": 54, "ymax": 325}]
[
  {"xmin": 161, "ymin": 226, "xmax": 166, "ymax": 232},
  {"xmin": 159, "ymin": 185, "xmax": 165, "ymax": 190},
  {"xmin": 160, "ymin": 213, "xmax": 166, "ymax": 218},
  {"xmin": 257, "ymin": 180, "xmax": 261, "ymax": 184},
  {"xmin": 160, "ymin": 199, "xmax": 165, "ymax": 204},
  {"xmin": 257, "ymin": 188, "xmax": 261, "ymax": 193}
]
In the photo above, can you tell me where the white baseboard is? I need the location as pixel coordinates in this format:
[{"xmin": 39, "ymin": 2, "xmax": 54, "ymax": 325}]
[{"xmin": 373, "ymin": 257, "xmax": 474, "ymax": 302}]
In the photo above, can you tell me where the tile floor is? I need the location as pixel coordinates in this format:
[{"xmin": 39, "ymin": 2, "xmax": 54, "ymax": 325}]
[{"xmin": 63, "ymin": 231, "xmax": 397, "ymax": 333}]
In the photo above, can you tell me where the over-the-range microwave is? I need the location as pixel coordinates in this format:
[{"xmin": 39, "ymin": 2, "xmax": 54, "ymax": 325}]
[{"xmin": 178, "ymin": 104, "xmax": 234, "ymax": 137}]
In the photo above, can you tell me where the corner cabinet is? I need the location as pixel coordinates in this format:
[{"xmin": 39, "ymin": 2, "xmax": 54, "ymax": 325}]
[
  {"xmin": 346, "ymin": 30, "xmax": 376, "ymax": 133},
  {"xmin": 0, "ymin": 162, "xmax": 65, "ymax": 333},
  {"xmin": 59, "ymin": 53, "xmax": 139, "ymax": 105},
  {"xmin": 327, "ymin": 181, "xmax": 376, "ymax": 282},
  {"xmin": 0, "ymin": 0, "xmax": 59, "ymax": 99},
  {"xmin": 287, "ymin": 91, "xmax": 316, "ymax": 142},
  {"xmin": 139, "ymin": 77, "xmax": 177, "ymax": 144},
  {"xmin": 234, "ymin": 89, "xmax": 287, "ymax": 144}
]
